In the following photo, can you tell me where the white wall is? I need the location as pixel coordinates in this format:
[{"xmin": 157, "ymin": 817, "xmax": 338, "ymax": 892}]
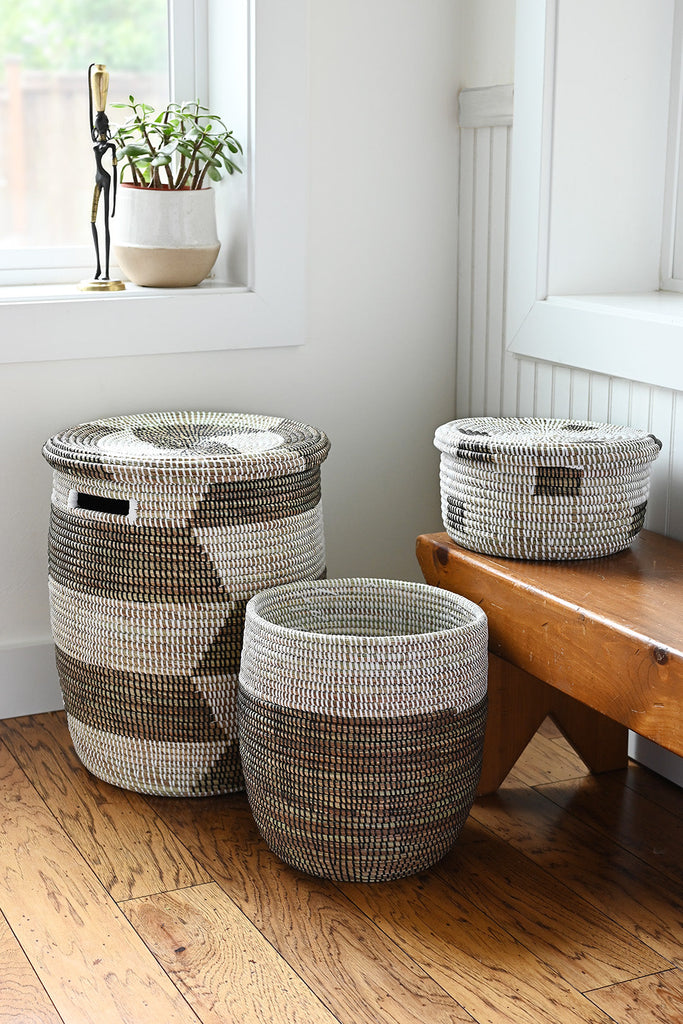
[{"xmin": 0, "ymin": 0, "xmax": 462, "ymax": 717}]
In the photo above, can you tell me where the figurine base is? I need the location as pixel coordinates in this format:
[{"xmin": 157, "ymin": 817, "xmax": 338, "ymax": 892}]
[{"xmin": 78, "ymin": 278, "xmax": 126, "ymax": 292}]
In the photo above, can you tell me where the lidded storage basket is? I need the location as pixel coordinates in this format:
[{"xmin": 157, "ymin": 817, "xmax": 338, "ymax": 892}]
[
  {"xmin": 43, "ymin": 410, "xmax": 330, "ymax": 797},
  {"xmin": 238, "ymin": 577, "xmax": 488, "ymax": 882},
  {"xmin": 434, "ymin": 417, "xmax": 662, "ymax": 561}
]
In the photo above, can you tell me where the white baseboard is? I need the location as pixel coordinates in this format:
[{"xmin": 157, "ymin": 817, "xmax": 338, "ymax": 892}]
[
  {"xmin": 0, "ymin": 643, "xmax": 63, "ymax": 720},
  {"xmin": 629, "ymin": 733, "xmax": 683, "ymax": 789}
]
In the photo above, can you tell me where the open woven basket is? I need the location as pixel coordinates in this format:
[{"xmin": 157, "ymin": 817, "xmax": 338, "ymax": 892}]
[
  {"xmin": 435, "ymin": 417, "xmax": 662, "ymax": 560},
  {"xmin": 238, "ymin": 577, "xmax": 488, "ymax": 883},
  {"xmin": 43, "ymin": 410, "xmax": 330, "ymax": 797}
]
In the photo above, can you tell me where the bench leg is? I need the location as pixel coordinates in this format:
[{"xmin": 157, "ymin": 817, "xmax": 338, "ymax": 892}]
[{"xmin": 478, "ymin": 653, "xmax": 629, "ymax": 795}]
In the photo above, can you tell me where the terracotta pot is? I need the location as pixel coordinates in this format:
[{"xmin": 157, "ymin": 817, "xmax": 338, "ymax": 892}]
[{"xmin": 112, "ymin": 184, "xmax": 220, "ymax": 287}]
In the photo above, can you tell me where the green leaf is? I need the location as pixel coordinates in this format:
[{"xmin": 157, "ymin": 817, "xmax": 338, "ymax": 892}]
[
  {"xmin": 208, "ymin": 165, "xmax": 223, "ymax": 182},
  {"xmin": 122, "ymin": 144, "xmax": 151, "ymax": 158},
  {"xmin": 151, "ymin": 154, "xmax": 172, "ymax": 167}
]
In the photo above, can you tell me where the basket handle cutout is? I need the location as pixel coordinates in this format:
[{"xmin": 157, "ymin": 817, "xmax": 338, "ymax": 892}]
[{"xmin": 74, "ymin": 491, "xmax": 130, "ymax": 516}]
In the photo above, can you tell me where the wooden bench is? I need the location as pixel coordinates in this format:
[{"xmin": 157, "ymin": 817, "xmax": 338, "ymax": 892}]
[{"xmin": 416, "ymin": 529, "xmax": 683, "ymax": 794}]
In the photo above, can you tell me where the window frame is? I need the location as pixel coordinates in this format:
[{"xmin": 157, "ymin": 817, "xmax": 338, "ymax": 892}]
[
  {"xmin": 507, "ymin": 0, "xmax": 683, "ymax": 393},
  {"xmin": 0, "ymin": 0, "xmax": 309, "ymax": 362}
]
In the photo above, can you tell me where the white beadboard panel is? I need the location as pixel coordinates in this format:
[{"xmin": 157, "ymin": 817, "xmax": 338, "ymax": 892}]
[
  {"xmin": 457, "ymin": 92, "xmax": 683, "ymax": 543},
  {"xmin": 550, "ymin": 364, "xmax": 572, "ymax": 418},
  {"xmin": 470, "ymin": 127, "xmax": 492, "ymax": 416},
  {"xmin": 568, "ymin": 369, "xmax": 591, "ymax": 422},
  {"xmin": 485, "ymin": 126, "xmax": 510, "ymax": 415},
  {"xmin": 456, "ymin": 127, "xmax": 475, "ymax": 416}
]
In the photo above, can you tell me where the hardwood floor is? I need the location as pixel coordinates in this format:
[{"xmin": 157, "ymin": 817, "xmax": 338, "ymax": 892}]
[{"xmin": 0, "ymin": 711, "xmax": 680, "ymax": 1024}]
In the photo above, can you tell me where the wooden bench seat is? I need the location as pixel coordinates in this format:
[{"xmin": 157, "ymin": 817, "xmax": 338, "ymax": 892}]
[{"xmin": 416, "ymin": 529, "xmax": 683, "ymax": 794}]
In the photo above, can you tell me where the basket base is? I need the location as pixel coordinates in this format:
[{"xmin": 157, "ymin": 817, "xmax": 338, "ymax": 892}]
[
  {"xmin": 66, "ymin": 713, "xmax": 244, "ymax": 797},
  {"xmin": 238, "ymin": 690, "xmax": 487, "ymax": 883}
]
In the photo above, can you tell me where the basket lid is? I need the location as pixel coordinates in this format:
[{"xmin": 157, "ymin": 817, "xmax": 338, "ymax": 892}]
[
  {"xmin": 43, "ymin": 410, "xmax": 330, "ymax": 481},
  {"xmin": 434, "ymin": 416, "xmax": 662, "ymax": 463}
]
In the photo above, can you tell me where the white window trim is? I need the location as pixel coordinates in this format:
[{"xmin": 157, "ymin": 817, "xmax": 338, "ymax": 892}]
[
  {"xmin": 0, "ymin": 0, "xmax": 308, "ymax": 363},
  {"xmin": 507, "ymin": 0, "xmax": 683, "ymax": 393}
]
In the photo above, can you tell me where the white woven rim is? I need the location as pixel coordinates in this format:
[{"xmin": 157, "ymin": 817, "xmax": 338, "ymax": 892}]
[{"xmin": 239, "ymin": 577, "xmax": 488, "ymax": 717}]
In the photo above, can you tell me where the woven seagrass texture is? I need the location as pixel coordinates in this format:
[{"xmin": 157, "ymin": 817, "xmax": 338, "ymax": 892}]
[
  {"xmin": 238, "ymin": 578, "xmax": 488, "ymax": 883},
  {"xmin": 43, "ymin": 411, "xmax": 330, "ymax": 797},
  {"xmin": 434, "ymin": 417, "xmax": 662, "ymax": 561}
]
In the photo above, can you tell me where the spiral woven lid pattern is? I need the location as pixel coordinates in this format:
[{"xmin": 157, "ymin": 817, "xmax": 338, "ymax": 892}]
[
  {"xmin": 434, "ymin": 416, "xmax": 662, "ymax": 463},
  {"xmin": 42, "ymin": 410, "xmax": 330, "ymax": 482}
]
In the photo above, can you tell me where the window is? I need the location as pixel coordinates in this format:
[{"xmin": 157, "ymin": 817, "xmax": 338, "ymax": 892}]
[
  {"xmin": 0, "ymin": 0, "xmax": 170, "ymax": 283},
  {"xmin": 662, "ymin": 0, "xmax": 683, "ymax": 290},
  {"xmin": 0, "ymin": 0, "xmax": 308, "ymax": 362},
  {"xmin": 507, "ymin": 0, "xmax": 683, "ymax": 392}
]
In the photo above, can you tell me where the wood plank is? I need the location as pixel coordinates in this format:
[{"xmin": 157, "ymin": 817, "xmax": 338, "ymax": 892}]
[
  {"xmin": 438, "ymin": 834, "xmax": 671, "ymax": 992},
  {"xmin": 511, "ymin": 725, "xmax": 592, "ymax": 787},
  {"xmin": 0, "ymin": 712, "xmax": 211, "ymax": 901},
  {"xmin": 0, "ymin": 740, "xmax": 200, "ymax": 1024},
  {"xmin": 623, "ymin": 762, "xmax": 683, "ymax": 820},
  {"xmin": 536, "ymin": 774, "xmax": 683, "ymax": 885},
  {"xmin": 586, "ymin": 968, "xmax": 683, "ymax": 1024},
  {"xmin": 416, "ymin": 530, "xmax": 683, "ymax": 754},
  {"xmin": 470, "ymin": 784, "xmax": 683, "ymax": 967},
  {"xmin": 339, "ymin": 871, "xmax": 614, "ymax": 1024},
  {"xmin": 146, "ymin": 792, "xmax": 475, "ymax": 1024},
  {"xmin": 0, "ymin": 910, "xmax": 63, "ymax": 1024},
  {"xmin": 122, "ymin": 883, "xmax": 339, "ymax": 1024}
]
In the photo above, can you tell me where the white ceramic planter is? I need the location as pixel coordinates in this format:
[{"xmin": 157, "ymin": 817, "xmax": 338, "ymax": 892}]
[{"xmin": 113, "ymin": 185, "xmax": 221, "ymax": 288}]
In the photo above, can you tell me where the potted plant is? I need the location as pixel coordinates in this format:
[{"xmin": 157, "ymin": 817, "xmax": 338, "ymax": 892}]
[{"xmin": 111, "ymin": 97, "xmax": 243, "ymax": 287}]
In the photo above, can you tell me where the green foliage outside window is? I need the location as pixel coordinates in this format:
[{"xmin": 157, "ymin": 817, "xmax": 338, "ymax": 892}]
[{"xmin": 0, "ymin": 0, "xmax": 168, "ymax": 78}]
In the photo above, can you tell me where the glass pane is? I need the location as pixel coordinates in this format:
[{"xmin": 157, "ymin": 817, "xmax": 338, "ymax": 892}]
[{"xmin": 0, "ymin": 0, "xmax": 169, "ymax": 253}]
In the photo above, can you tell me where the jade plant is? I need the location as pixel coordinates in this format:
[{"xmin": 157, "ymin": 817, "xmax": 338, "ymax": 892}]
[{"xmin": 111, "ymin": 97, "xmax": 243, "ymax": 189}]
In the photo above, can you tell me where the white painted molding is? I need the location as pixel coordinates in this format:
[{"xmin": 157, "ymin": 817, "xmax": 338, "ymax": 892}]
[
  {"xmin": 507, "ymin": 0, "xmax": 683, "ymax": 393},
  {"xmin": 629, "ymin": 734, "xmax": 683, "ymax": 789},
  {"xmin": 0, "ymin": 643, "xmax": 62, "ymax": 720},
  {"xmin": 458, "ymin": 85, "xmax": 513, "ymax": 128}
]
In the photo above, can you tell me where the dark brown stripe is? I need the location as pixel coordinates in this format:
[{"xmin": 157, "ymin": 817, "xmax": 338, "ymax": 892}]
[
  {"xmin": 56, "ymin": 647, "xmax": 232, "ymax": 744},
  {"xmin": 238, "ymin": 691, "xmax": 487, "ymax": 882},
  {"xmin": 48, "ymin": 510, "xmax": 230, "ymax": 602},
  {"xmin": 191, "ymin": 470, "xmax": 321, "ymax": 527}
]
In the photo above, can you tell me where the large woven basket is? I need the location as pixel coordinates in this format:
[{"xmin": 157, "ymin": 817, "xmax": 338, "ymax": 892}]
[
  {"xmin": 43, "ymin": 410, "xmax": 330, "ymax": 797},
  {"xmin": 434, "ymin": 417, "xmax": 662, "ymax": 561},
  {"xmin": 238, "ymin": 577, "xmax": 488, "ymax": 883}
]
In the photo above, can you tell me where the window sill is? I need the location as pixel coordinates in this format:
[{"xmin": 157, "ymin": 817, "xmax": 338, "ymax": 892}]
[
  {"xmin": 507, "ymin": 291, "xmax": 683, "ymax": 393},
  {"xmin": 0, "ymin": 279, "xmax": 304, "ymax": 364}
]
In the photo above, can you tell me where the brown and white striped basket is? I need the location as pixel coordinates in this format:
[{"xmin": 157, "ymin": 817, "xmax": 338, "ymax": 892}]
[
  {"xmin": 238, "ymin": 577, "xmax": 488, "ymax": 883},
  {"xmin": 434, "ymin": 417, "xmax": 662, "ymax": 560},
  {"xmin": 43, "ymin": 410, "xmax": 330, "ymax": 797}
]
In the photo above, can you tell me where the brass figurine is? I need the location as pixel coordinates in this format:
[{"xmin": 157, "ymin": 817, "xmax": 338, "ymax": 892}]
[{"xmin": 79, "ymin": 63, "xmax": 125, "ymax": 291}]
